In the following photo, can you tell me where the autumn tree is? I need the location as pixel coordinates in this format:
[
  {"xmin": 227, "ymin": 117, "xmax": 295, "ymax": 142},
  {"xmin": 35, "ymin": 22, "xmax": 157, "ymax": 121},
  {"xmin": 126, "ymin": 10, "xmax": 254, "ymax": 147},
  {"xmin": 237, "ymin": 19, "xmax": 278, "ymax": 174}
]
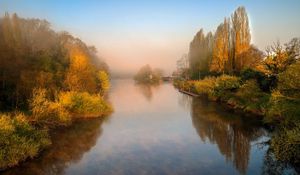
[
  {"xmin": 97, "ymin": 71, "xmax": 110, "ymax": 95},
  {"xmin": 0, "ymin": 13, "xmax": 109, "ymax": 109},
  {"xmin": 210, "ymin": 18, "xmax": 230, "ymax": 73},
  {"xmin": 231, "ymin": 6, "xmax": 251, "ymax": 72},
  {"xmin": 65, "ymin": 45, "xmax": 97, "ymax": 93}
]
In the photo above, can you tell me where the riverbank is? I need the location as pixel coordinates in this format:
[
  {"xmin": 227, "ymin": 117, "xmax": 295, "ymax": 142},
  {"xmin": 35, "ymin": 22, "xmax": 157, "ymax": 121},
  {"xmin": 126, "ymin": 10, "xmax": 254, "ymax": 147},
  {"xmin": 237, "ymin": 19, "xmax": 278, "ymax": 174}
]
[
  {"xmin": 0, "ymin": 91, "xmax": 112, "ymax": 171},
  {"xmin": 173, "ymin": 74, "xmax": 300, "ymax": 167},
  {"xmin": 174, "ymin": 76, "xmax": 267, "ymax": 116}
]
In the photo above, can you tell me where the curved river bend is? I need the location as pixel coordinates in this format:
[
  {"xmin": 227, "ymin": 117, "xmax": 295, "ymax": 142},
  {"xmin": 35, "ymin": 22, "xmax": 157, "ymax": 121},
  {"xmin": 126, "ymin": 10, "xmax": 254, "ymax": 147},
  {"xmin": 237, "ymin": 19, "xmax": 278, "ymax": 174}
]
[{"xmin": 3, "ymin": 79, "xmax": 296, "ymax": 175}]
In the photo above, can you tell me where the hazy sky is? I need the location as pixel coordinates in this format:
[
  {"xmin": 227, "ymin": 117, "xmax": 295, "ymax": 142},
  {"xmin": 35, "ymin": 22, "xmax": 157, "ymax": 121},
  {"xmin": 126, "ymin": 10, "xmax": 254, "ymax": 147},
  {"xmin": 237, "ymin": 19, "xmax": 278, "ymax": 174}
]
[{"xmin": 1, "ymin": 0, "xmax": 300, "ymax": 74}]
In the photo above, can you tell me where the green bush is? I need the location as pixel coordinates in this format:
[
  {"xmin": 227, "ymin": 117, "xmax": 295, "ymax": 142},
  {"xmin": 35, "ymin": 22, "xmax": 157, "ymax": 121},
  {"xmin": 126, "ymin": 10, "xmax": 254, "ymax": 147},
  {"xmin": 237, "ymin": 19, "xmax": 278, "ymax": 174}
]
[
  {"xmin": 266, "ymin": 63, "xmax": 300, "ymax": 123},
  {"xmin": 0, "ymin": 113, "xmax": 50, "ymax": 170},
  {"xmin": 230, "ymin": 80, "xmax": 269, "ymax": 114},
  {"xmin": 58, "ymin": 91, "xmax": 113, "ymax": 117},
  {"xmin": 240, "ymin": 68, "xmax": 275, "ymax": 92},
  {"xmin": 30, "ymin": 88, "xmax": 71, "ymax": 126},
  {"xmin": 277, "ymin": 62, "xmax": 300, "ymax": 98},
  {"xmin": 266, "ymin": 90, "xmax": 300, "ymax": 123},
  {"xmin": 213, "ymin": 75, "xmax": 241, "ymax": 101}
]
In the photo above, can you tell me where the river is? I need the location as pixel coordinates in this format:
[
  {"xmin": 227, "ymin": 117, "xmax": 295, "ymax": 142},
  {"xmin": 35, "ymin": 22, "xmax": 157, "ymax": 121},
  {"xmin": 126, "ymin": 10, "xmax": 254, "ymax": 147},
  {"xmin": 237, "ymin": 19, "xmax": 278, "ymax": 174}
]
[{"xmin": 3, "ymin": 79, "xmax": 297, "ymax": 175}]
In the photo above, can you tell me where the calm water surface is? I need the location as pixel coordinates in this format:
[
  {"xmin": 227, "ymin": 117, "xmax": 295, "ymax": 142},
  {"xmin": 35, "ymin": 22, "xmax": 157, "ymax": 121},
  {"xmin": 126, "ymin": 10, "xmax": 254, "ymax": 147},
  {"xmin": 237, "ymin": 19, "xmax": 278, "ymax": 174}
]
[{"xmin": 3, "ymin": 79, "xmax": 296, "ymax": 175}]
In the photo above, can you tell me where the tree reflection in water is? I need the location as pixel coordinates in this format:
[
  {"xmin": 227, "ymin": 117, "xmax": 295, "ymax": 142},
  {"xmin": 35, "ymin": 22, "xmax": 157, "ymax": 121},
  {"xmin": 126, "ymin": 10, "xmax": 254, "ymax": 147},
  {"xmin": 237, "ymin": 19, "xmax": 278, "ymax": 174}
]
[
  {"xmin": 190, "ymin": 97, "xmax": 266, "ymax": 174},
  {"xmin": 3, "ymin": 117, "xmax": 108, "ymax": 175},
  {"xmin": 135, "ymin": 83, "xmax": 160, "ymax": 101}
]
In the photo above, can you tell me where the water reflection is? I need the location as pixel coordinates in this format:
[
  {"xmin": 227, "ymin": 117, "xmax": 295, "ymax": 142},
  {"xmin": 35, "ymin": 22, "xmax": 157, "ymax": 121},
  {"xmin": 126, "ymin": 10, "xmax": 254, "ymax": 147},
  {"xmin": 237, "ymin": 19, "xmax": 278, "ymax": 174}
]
[
  {"xmin": 261, "ymin": 148, "xmax": 299, "ymax": 175},
  {"xmin": 190, "ymin": 98, "xmax": 266, "ymax": 174},
  {"xmin": 3, "ymin": 80, "xmax": 297, "ymax": 175},
  {"xmin": 178, "ymin": 92, "xmax": 192, "ymax": 111},
  {"xmin": 134, "ymin": 83, "xmax": 160, "ymax": 101},
  {"xmin": 3, "ymin": 117, "xmax": 107, "ymax": 175}
]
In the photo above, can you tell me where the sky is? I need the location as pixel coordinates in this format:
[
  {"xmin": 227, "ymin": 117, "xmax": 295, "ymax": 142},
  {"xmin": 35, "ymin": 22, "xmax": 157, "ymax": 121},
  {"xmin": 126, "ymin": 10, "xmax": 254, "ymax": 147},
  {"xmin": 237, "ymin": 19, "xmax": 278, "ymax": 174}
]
[{"xmin": 1, "ymin": 0, "xmax": 300, "ymax": 75}]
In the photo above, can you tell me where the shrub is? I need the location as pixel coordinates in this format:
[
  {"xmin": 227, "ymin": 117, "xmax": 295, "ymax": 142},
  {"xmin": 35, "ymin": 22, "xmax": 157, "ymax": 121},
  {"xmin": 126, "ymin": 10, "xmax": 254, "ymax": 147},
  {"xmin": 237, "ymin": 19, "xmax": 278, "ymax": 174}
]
[
  {"xmin": 266, "ymin": 90, "xmax": 300, "ymax": 123},
  {"xmin": 97, "ymin": 71, "xmax": 110, "ymax": 95},
  {"xmin": 213, "ymin": 75, "xmax": 240, "ymax": 100},
  {"xmin": 0, "ymin": 113, "xmax": 50, "ymax": 169},
  {"xmin": 174, "ymin": 80, "xmax": 194, "ymax": 92},
  {"xmin": 58, "ymin": 91, "xmax": 113, "ymax": 117},
  {"xmin": 266, "ymin": 62, "xmax": 300, "ymax": 123},
  {"xmin": 277, "ymin": 62, "xmax": 300, "ymax": 98},
  {"xmin": 240, "ymin": 68, "xmax": 277, "ymax": 92},
  {"xmin": 30, "ymin": 88, "xmax": 71, "ymax": 126},
  {"xmin": 193, "ymin": 76, "xmax": 216, "ymax": 97},
  {"xmin": 215, "ymin": 75, "xmax": 240, "ymax": 91},
  {"xmin": 231, "ymin": 80, "xmax": 270, "ymax": 114},
  {"xmin": 240, "ymin": 68, "xmax": 262, "ymax": 81}
]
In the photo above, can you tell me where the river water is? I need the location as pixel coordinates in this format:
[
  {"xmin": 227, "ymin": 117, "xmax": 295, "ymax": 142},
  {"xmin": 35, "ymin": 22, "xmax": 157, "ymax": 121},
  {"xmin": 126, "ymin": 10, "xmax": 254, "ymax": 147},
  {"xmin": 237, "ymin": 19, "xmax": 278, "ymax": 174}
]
[{"xmin": 3, "ymin": 79, "xmax": 297, "ymax": 175}]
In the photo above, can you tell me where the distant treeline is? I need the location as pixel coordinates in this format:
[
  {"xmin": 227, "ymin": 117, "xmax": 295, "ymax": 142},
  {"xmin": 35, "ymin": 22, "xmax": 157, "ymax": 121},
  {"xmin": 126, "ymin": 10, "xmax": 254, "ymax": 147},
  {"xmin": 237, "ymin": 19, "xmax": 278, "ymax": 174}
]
[{"xmin": 134, "ymin": 64, "xmax": 163, "ymax": 84}]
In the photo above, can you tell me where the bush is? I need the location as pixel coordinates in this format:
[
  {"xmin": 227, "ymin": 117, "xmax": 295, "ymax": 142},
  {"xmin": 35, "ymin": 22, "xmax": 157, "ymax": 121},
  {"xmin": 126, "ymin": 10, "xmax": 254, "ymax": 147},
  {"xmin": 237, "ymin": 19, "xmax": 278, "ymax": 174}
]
[
  {"xmin": 230, "ymin": 80, "xmax": 270, "ymax": 114},
  {"xmin": 215, "ymin": 75, "xmax": 240, "ymax": 91},
  {"xmin": 266, "ymin": 90, "xmax": 300, "ymax": 123},
  {"xmin": 97, "ymin": 71, "xmax": 110, "ymax": 95},
  {"xmin": 30, "ymin": 88, "xmax": 71, "ymax": 126},
  {"xmin": 240, "ymin": 68, "xmax": 277, "ymax": 92},
  {"xmin": 265, "ymin": 62, "xmax": 300, "ymax": 124},
  {"xmin": 213, "ymin": 75, "xmax": 241, "ymax": 101},
  {"xmin": 193, "ymin": 76, "xmax": 216, "ymax": 97},
  {"xmin": 58, "ymin": 91, "xmax": 113, "ymax": 117},
  {"xmin": 173, "ymin": 80, "xmax": 193, "ymax": 92},
  {"xmin": 0, "ymin": 113, "xmax": 50, "ymax": 169},
  {"xmin": 277, "ymin": 62, "xmax": 300, "ymax": 98}
]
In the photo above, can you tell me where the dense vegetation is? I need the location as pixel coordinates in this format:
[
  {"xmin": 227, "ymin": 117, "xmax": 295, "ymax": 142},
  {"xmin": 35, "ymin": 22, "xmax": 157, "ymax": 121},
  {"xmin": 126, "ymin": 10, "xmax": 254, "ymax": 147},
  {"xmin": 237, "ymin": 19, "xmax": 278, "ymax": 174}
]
[
  {"xmin": 0, "ymin": 13, "xmax": 112, "ymax": 170},
  {"xmin": 174, "ymin": 6, "xmax": 300, "ymax": 167},
  {"xmin": 134, "ymin": 64, "xmax": 163, "ymax": 84}
]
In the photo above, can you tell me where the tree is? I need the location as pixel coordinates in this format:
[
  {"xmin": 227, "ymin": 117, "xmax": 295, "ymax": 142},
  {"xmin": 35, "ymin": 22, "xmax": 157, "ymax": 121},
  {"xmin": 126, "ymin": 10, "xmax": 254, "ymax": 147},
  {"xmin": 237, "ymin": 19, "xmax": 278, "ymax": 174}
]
[
  {"xmin": 134, "ymin": 65, "xmax": 161, "ymax": 84},
  {"xmin": 65, "ymin": 45, "xmax": 97, "ymax": 93},
  {"xmin": 210, "ymin": 18, "xmax": 230, "ymax": 73},
  {"xmin": 231, "ymin": 6, "xmax": 251, "ymax": 73},
  {"xmin": 189, "ymin": 29, "xmax": 213, "ymax": 79},
  {"xmin": 176, "ymin": 54, "xmax": 189, "ymax": 79},
  {"xmin": 0, "ymin": 13, "xmax": 109, "ymax": 109},
  {"xmin": 97, "ymin": 71, "xmax": 110, "ymax": 95},
  {"xmin": 237, "ymin": 45, "xmax": 264, "ymax": 70}
]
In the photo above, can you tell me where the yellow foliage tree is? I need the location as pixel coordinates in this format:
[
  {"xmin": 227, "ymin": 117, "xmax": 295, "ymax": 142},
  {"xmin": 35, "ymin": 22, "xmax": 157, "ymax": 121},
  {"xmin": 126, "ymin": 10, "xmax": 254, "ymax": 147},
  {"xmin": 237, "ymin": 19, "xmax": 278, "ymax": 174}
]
[
  {"xmin": 210, "ymin": 18, "xmax": 230, "ymax": 73},
  {"xmin": 97, "ymin": 71, "xmax": 110, "ymax": 94},
  {"xmin": 231, "ymin": 6, "xmax": 251, "ymax": 72},
  {"xmin": 65, "ymin": 46, "xmax": 97, "ymax": 93}
]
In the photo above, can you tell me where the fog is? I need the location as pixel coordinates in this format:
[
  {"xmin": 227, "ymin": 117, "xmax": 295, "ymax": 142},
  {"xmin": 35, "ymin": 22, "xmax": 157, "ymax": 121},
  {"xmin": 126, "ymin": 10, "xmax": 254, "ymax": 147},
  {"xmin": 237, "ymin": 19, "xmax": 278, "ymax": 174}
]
[{"xmin": 2, "ymin": 0, "xmax": 300, "ymax": 76}]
